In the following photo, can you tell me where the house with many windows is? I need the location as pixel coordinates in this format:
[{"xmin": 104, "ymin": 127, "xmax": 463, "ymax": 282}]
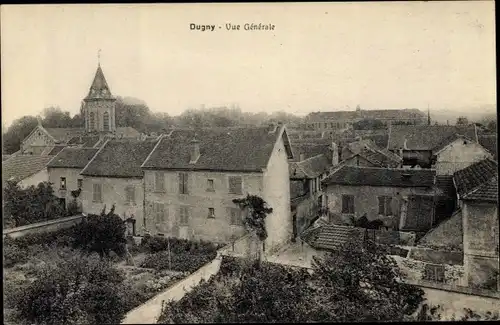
[
  {"xmin": 140, "ymin": 124, "xmax": 294, "ymax": 254},
  {"xmin": 80, "ymin": 138, "xmax": 159, "ymax": 235}
]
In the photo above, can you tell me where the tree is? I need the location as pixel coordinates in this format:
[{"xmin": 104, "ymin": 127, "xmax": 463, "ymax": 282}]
[
  {"xmin": 3, "ymin": 181, "xmax": 65, "ymax": 227},
  {"xmin": 2, "ymin": 115, "xmax": 38, "ymax": 154},
  {"xmin": 353, "ymin": 118, "xmax": 386, "ymax": 130},
  {"xmin": 456, "ymin": 116, "xmax": 469, "ymax": 125},
  {"xmin": 158, "ymin": 242, "xmax": 426, "ymax": 323},
  {"xmin": 42, "ymin": 106, "xmax": 73, "ymax": 128},
  {"xmin": 72, "ymin": 205, "xmax": 127, "ymax": 258},
  {"xmin": 232, "ymin": 194, "xmax": 273, "ymax": 260},
  {"xmin": 17, "ymin": 254, "xmax": 129, "ymax": 325}
]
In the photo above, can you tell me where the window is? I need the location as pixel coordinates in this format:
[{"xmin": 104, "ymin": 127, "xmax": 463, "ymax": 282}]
[
  {"xmin": 341, "ymin": 195, "xmax": 355, "ymax": 214},
  {"xmin": 229, "ymin": 207, "xmax": 243, "ymax": 226},
  {"xmin": 154, "ymin": 202, "xmax": 166, "ymax": 224},
  {"xmin": 77, "ymin": 179, "xmax": 83, "ymax": 189},
  {"xmin": 92, "ymin": 183, "xmax": 102, "ymax": 203},
  {"xmin": 330, "ymin": 122, "xmax": 334, "ymax": 128},
  {"xmin": 60, "ymin": 177, "xmax": 66, "ymax": 190},
  {"xmin": 228, "ymin": 176, "xmax": 243, "ymax": 195},
  {"xmin": 207, "ymin": 179, "xmax": 215, "ymax": 192},
  {"xmin": 89, "ymin": 112, "xmax": 95, "ymax": 130},
  {"xmin": 103, "ymin": 112, "xmax": 110, "ymax": 131},
  {"xmin": 155, "ymin": 172, "xmax": 165, "ymax": 192},
  {"xmin": 378, "ymin": 196, "xmax": 393, "ymax": 216},
  {"xmin": 423, "ymin": 264, "xmax": 445, "ymax": 283},
  {"xmin": 208, "ymin": 208, "xmax": 215, "ymax": 219},
  {"xmin": 125, "ymin": 186, "xmax": 136, "ymax": 205},
  {"xmin": 180, "ymin": 206, "xmax": 189, "ymax": 225},
  {"xmin": 179, "ymin": 172, "xmax": 189, "ymax": 194}
]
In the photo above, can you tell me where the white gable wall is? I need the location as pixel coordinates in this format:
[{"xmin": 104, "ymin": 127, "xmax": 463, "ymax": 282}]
[
  {"xmin": 435, "ymin": 139, "xmax": 492, "ymax": 175},
  {"xmin": 17, "ymin": 168, "xmax": 48, "ymax": 189}
]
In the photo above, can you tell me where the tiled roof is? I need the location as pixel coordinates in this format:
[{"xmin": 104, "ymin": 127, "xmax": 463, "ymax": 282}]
[
  {"xmin": 323, "ymin": 165, "xmax": 436, "ymax": 188},
  {"xmin": 289, "ymin": 154, "xmax": 331, "ymax": 179},
  {"xmin": 302, "ymin": 225, "xmax": 365, "ymax": 251},
  {"xmin": 289, "ymin": 142, "xmax": 331, "ymax": 162},
  {"xmin": 81, "ymin": 139, "xmax": 158, "ymax": 178},
  {"xmin": 2, "ymin": 155, "xmax": 52, "ymax": 184},
  {"xmin": 45, "ymin": 128, "xmax": 86, "ymax": 143},
  {"xmin": 453, "ymin": 158, "xmax": 497, "ymax": 202},
  {"xmin": 432, "ymin": 134, "xmax": 476, "ymax": 154},
  {"xmin": 356, "ymin": 147, "xmax": 402, "ymax": 168},
  {"xmin": 387, "ymin": 125, "xmax": 477, "ymax": 151},
  {"xmin": 2, "ymin": 155, "xmax": 11, "ymax": 161},
  {"xmin": 306, "ymin": 109, "xmax": 425, "ymax": 121},
  {"xmin": 478, "ymin": 135, "xmax": 497, "ymax": 160},
  {"xmin": 142, "ymin": 126, "xmax": 289, "ymax": 172},
  {"xmin": 417, "ymin": 209, "xmax": 463, "ymax": 250},
  {"xmin": 47, "ymin": 145, "xmax": 67, "ymax": 156},
  {"xmin": 47, "ymin": 148, "xmax": 99, "ymax": 169},
  {"xmin": 67, "ymin": 135, "xmax": 101, "ymax": 147}
]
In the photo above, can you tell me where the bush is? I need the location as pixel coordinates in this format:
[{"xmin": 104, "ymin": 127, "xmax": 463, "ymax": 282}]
[
  {"xmin": 141, "ymin": 236, "xmax": 218, "ymax": 256},
  {"xmin": 16, "ymin": 255, "xmax": 130, "ymax": 325},
  {"xmin": 3, "ymin": 242, "xmax": 29, "ymax": 267},
  {"xmin": 141, "ymin": 251, "xmax": 215, "ymax": 273}
]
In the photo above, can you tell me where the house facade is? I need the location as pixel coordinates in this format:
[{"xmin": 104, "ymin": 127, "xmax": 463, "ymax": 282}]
[
  {"xmin": 433, "ymin": 136, "xmax": 492, "ymax": 175},
  {"xmin": 140, "ymin": 125, "xmax": 294, "ymax": 254},
  {"xmin": 46, "ymin": 147, "xmax": 99, "ymax": 210},
  {"xmin": 322, "ymin": 166, "xmax": 437, "ymax": 231},
  {"xmin": 453, "ymin": 159, "xmax": 499, "ymax": 290},
  {"xmin": 80, "ymin": 139, "xmax": 159, "ymax": 235}
]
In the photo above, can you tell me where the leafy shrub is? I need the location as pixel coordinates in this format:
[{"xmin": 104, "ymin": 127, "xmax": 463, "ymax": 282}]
[
  {"xmin": 140, "ymin": 236, "xmax": 218, "ymax": 256},
  {"xmin": 141, "ymin": 251, "xmax": 215, "ymax": 272},
  {"xmin": 3, "ymin": 241, "xmax": 29, "ymax": 267},
  {"xmin": 16, "ymin": 255, "xmax": 130, "ymax": 325}
]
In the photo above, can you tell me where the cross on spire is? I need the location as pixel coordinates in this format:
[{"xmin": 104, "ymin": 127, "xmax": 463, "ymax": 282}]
[{"xmin": 98, "ymin": 49, "xmax": 102, "ymax": 66}]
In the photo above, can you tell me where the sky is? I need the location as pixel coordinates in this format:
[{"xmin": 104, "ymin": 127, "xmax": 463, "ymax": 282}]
[{"xmin": 1, "ymin": 2, "xmax": 496, "ymax": 127}]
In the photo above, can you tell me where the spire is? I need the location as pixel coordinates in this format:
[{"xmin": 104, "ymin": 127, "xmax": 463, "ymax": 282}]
[
  {"xmin": 84, "ymin": 58, "xmax": 114, "ymax": 101},
  {"xmin": 98, "ymin": 49, "xmax": 101, "ymax": 67}
]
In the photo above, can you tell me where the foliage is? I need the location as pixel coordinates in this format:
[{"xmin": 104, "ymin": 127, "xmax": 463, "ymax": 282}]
[
  {"xmin": 2, "ymin": 115, "xmax": 39, "ymax": 154},
  {"xmin": 141, "ymin": 251, "xmax": 214, "ymax": 273},
  {"xmin": 232, "ymin": 194, "xmax": 273, "ymax": 241},
  {"xmin": 16, "ymin": 254, "xmax": 130, "ymax": 325},
  {"xmin": 158, "ymin": 242, "xmax": 426, "ymax": 323},
  {"xmin": 72, "ymin": 206, "xmax": 127, "ymax": 258},
  {"xmin": 3, "ymin": 181, "xmax": 66, "ymax": 227},
  {"xmin": 140, "ymin": 235, "xmax": 219, "ymax": 255},
  {"xmin": 456, "ymin": 116, "xmax": 469, "ymax": 125},
  {"xmin": 353, "ymin": 118, "xmax": 386, "ymax": 130}
]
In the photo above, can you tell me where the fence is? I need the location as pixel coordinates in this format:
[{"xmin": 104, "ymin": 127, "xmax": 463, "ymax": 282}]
[{"xmin": 2, "ymin": 214, "xmax": 86, "ymax": 239}]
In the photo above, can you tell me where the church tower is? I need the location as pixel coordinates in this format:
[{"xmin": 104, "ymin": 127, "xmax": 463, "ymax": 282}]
[{"xmin": 83, "ymin": 54, "xmax": 116, "ymax": 133}]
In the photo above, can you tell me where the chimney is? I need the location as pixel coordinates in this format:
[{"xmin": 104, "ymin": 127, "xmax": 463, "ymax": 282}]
[
  {"xmin": 268, "ymin": 123, "xmax": 278, "ymax": 134},
  {"xmin": 299, "ymin": 152, "xmax": 305, "ymax": 161},
  {"xmin": 331, "ymin": 142, "xmax": 339, "ymax": 166},
  {"xmin": 189, "ymin": 138, "xmax": 200, "ymax": 164}
]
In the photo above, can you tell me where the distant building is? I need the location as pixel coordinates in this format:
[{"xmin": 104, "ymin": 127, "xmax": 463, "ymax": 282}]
[
  {"xmin": 453, "ymin": 159, "xmax": 499, "ymax": 290},
  {"xmin": 304, "ymin": 107, "xmax": 426, "ymax": 131}
]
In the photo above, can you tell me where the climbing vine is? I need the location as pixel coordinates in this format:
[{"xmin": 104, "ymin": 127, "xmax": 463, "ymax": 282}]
[{"xmin": 232, "ymin": 194, "xmax": 273, "ymax": 241}]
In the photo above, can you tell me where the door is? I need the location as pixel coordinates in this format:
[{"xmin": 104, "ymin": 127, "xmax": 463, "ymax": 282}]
[{"xmin": 179, "ymin": 226, "xmax": 188, "ymax": 239}]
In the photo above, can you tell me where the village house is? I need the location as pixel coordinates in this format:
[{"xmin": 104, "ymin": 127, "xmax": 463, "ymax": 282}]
[
  {"xmin": 339, "ymin": 138, "xmax": 402, "ymax": 168},
  {"xmin": 289, "ymin": 147, "xmax": 337, "ymax": 239},
  {"xmin": 46, "ymin": 147, "xmax": 99, "ymax": 210},
  {"xmin": 453, "ymin": 158, "xmax": 499, "ymax": 290},
  {"xmin": 322, "ymin": 165, "xmax": 438, "ymax": 232},
  {"xmin": 2, "ymin": 155, "xmax": 53, "ymax": 189},
  {"xmin": 304, "ymin": 106, "xmax": 426, "ymax": 131},
  {"xmin": 386, "ymin": 124, "xmax": 491, "ymax": 173},
  {"xmin": 140, "ymin": 124, "xmax": 294, "ymax": 254},
  {"xmin": 80, "ymin": 138, "xmax": 159, "ymax": 236}
]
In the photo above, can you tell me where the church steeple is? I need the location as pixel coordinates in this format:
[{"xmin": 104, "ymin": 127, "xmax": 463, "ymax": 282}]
[{"xmin": 83, "ymin": 52, "xmax": 117, "ymax": 133}]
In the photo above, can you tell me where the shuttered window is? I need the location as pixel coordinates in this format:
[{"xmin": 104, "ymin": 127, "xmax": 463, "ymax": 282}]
[
  {"xmin": 92, "ymin": 183, "xmax": 102, "ymax": 203},
  {"xmin": 208, "ymin": 208, "xmax": 215, "ymax": 219},
  {"xmin": 378, "ymin": 196, "xmax": 393, "ymax": 216},
  {"xmin": 154, "ymin": 202, "xmax": 166, "ymax": 224},
  {"xmin": 179, "ymin": 172, "xmax": 189, "ymax": 194},
  {"xmin": 341, "ymin": 195, "xmax": 355, "ymax": 214},
  {"xmin": 154, "ymin": 172, "xmax": 165, "ymax": 192},
  {"xmin": 229, "ymin": 207, "xmax": 243, "ymax": 226},
  {"xmin": 60, "ymin": 177, "xmax": 66, "ymax": 190},
  {"xmin": 228, "ymin": 176, "xmax": 242, "ymax": 194},
  {"xmin": 180, "ymin": 206, "xmax": 189, "ymax": 225},
  {"xmin": 125, "ymin": 186, "xmax": 136, "ymax": 205}
]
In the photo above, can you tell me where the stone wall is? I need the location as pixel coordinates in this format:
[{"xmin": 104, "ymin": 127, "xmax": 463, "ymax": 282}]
[{"xmin": 2, "ymin": 214, "xmax": 85, "ymax": 239}]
